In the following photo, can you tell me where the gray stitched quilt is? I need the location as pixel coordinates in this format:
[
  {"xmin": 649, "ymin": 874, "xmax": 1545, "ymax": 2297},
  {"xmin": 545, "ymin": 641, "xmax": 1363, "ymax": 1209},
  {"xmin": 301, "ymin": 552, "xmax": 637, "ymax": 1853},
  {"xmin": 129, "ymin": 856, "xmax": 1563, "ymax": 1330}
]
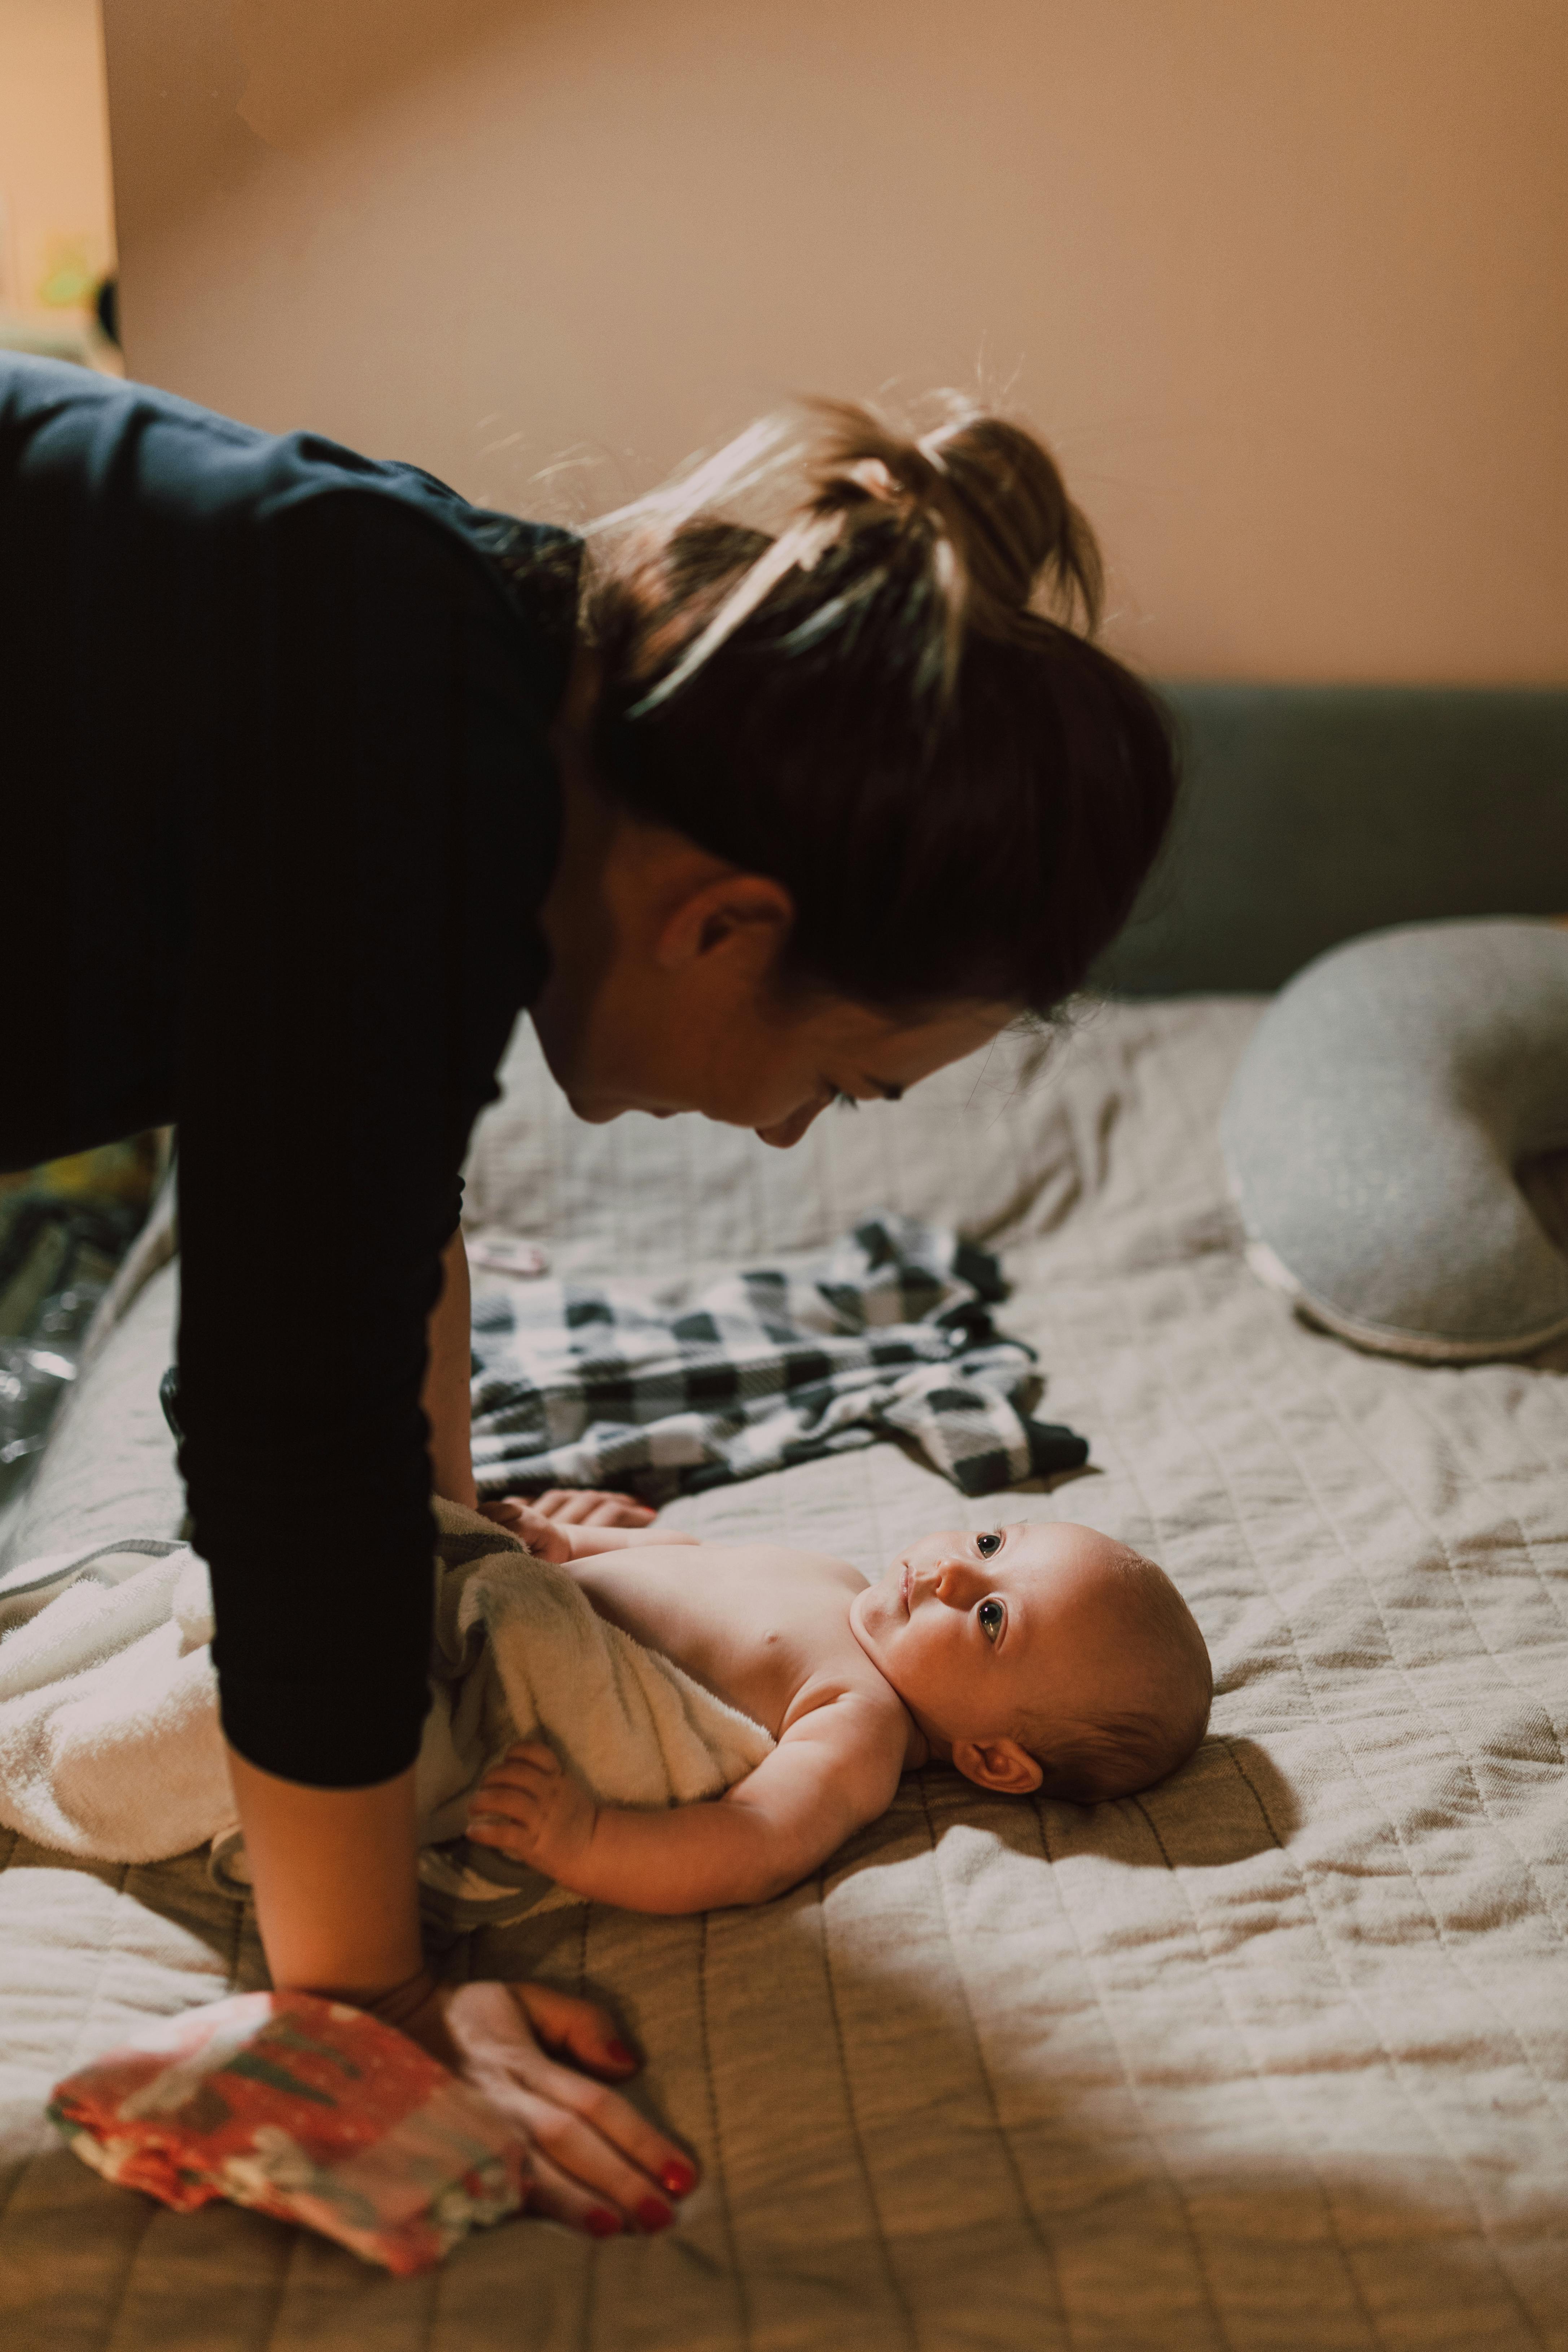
[{"xmin": 1, "ymin": 999, "xmax": 1564, "ymax": 2352}]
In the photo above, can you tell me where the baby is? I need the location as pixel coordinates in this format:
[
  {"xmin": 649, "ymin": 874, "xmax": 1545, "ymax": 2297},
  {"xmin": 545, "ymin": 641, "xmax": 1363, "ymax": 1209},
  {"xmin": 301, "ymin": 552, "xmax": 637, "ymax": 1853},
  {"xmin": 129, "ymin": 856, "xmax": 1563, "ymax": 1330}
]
[{"xmin": 465, "ymin": 1507, "xmax": 1212, "ymax": 1915}]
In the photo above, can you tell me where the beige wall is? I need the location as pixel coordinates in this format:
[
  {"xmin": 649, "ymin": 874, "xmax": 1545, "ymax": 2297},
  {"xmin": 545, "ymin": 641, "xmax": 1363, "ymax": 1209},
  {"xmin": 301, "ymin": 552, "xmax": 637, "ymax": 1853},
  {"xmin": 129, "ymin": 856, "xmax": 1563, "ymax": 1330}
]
[
  {"xmin": 103, "ymin": 0, "xmax": 1568, "ymax": 683},
  {"xmin": 0, "ymin": 0, "xmax": 114, "ymax": 329}
]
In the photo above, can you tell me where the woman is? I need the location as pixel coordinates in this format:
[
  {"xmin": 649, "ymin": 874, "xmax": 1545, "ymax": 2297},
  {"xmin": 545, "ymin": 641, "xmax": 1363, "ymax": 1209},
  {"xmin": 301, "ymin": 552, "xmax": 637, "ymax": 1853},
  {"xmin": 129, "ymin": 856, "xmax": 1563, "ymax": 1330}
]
[{"xmin": 1, "ymin": 359, "xmax": 1175, "ymax": 2231}]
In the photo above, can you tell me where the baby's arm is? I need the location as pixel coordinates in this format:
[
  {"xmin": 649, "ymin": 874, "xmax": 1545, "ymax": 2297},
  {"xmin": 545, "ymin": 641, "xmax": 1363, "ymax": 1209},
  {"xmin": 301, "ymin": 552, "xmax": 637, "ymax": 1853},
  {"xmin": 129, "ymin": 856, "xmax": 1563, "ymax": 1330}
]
[{"xmin": 467, "ymin": 1696, "xmax": 903, "ymax": 1913}]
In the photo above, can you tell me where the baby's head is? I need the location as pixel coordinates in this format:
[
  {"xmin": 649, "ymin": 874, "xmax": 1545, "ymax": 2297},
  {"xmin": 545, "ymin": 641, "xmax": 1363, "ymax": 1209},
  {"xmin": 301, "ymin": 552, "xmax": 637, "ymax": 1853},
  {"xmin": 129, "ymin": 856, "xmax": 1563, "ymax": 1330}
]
[{"xmin": 848, "ymin": 1519, "xmax": 1211, "ymax": 1802}]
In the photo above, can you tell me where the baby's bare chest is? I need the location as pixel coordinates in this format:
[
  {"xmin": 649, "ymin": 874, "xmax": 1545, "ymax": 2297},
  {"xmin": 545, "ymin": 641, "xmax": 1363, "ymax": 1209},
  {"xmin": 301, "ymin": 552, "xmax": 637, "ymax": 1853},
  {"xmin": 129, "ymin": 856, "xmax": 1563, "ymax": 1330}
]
[{"xmin": 575, "ymin": 1544, "xmax": 871, "ymax": 1732}]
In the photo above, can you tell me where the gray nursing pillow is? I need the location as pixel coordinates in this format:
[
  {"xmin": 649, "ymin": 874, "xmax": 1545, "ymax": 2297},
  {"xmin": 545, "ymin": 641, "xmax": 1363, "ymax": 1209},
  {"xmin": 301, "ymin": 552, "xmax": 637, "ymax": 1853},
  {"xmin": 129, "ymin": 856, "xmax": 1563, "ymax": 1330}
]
[{"xmin": 1221, "ymin": 919, "xmax": 1568, "ymax": 1361}]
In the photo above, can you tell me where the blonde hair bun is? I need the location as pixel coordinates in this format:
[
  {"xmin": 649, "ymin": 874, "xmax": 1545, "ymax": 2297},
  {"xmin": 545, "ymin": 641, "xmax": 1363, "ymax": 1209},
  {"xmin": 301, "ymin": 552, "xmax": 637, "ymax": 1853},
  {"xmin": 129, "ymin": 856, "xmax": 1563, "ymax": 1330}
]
[
  {"xmin": 805, "ymin": 398, "xmax": 1104, "ymax": 642},
  {"xmin": 589, "ymin": 393, "xmax": 1103, "ymax": 710}
]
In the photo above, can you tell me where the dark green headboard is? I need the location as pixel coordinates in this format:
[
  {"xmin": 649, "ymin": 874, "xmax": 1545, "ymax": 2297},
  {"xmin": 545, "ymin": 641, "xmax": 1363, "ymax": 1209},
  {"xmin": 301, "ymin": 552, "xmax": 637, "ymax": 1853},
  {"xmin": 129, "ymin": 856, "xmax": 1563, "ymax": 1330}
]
[{"xmin": 1095, "ymin": 685, "xmax": 1568, "ymax": 995}]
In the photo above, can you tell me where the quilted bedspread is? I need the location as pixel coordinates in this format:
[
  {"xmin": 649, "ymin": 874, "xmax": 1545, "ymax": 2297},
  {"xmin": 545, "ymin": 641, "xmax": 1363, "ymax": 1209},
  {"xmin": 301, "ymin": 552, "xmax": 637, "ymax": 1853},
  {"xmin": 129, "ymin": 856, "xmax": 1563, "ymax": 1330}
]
[{"xmin": 1, "ymin": 999, "xmax": 1564, "ymax": 2351}]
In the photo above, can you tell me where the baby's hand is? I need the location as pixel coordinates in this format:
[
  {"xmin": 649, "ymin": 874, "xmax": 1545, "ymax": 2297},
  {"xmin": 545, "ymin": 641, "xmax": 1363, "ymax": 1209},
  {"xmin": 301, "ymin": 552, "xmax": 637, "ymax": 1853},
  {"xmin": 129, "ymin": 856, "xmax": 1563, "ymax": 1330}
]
[{"xmin": 467, "ymin": 1741, "xmax": 599, "ymax": 1882}]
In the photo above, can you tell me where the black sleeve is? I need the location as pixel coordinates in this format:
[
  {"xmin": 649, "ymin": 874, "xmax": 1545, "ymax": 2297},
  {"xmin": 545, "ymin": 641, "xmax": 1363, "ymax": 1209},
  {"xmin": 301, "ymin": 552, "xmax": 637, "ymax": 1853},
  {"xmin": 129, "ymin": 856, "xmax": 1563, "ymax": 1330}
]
[{"xmin": 175, "ymin": 487, "xmax": 551, "ymax": 1787}]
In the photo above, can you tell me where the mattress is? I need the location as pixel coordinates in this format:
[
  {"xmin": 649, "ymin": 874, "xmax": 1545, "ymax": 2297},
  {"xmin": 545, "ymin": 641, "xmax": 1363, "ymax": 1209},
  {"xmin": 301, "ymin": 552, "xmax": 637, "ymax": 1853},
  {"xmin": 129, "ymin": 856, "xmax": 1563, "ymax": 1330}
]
[{"xmin": 1, "ymin": 998, "xmax": 1564, "ymax": 2351}]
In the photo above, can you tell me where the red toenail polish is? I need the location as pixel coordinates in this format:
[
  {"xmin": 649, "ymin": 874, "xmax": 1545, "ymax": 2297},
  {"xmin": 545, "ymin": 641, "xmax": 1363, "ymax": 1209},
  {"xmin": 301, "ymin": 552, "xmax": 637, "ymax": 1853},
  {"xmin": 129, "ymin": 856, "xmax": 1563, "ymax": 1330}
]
[
  {"xmin": 636, "ymin": 2197, "xmax": 673, "ymax": 2233},
  {"xmin": 585, "ymin": 2208, "xmax": 622, "ymax": 2238},
  {"xmin": 605, "ymin": 2038, "xmax": 636, "ymax": 2068},
  {"xmin": 661, "ymin": 2160, "xmax": 697, "ymax": 2196}
]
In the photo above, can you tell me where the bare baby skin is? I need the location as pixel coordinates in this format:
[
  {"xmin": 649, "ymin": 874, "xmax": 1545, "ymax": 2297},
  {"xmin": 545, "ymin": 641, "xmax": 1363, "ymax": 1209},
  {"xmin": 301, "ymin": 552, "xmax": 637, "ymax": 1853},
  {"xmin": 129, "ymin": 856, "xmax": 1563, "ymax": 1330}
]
[{"xmin": 464, "ymin": 1514, "xmax": 1210, "ymax": 1915}]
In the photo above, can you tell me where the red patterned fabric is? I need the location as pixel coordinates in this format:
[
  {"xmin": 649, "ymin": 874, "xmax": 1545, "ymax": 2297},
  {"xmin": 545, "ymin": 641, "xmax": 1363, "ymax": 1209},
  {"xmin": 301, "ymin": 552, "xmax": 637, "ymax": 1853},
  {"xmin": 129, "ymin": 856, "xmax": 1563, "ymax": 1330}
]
[{"xmin": 49, "ymin": 1991, "xmax": 527, "ymax": 2274}]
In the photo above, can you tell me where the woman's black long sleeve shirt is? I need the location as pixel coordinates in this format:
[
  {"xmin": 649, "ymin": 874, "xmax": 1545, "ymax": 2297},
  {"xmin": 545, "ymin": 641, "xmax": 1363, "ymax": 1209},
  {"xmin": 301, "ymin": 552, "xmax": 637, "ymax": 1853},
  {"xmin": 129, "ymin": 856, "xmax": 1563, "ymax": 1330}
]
[{"xmin": 1, "ymin": 355, "xmax": 574, "ymax": 1786}]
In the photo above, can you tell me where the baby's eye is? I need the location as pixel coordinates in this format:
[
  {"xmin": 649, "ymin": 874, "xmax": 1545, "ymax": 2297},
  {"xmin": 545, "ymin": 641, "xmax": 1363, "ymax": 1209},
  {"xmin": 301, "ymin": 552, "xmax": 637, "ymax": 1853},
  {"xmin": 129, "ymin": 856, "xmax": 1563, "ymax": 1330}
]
[
  {"xmin": 975, "ymin": 1531, "xmax": 1002, "ymax": 1558},
  {"xmin": 977, "ymin": 1598, "xmax": 1005, "ymax": 1643}
]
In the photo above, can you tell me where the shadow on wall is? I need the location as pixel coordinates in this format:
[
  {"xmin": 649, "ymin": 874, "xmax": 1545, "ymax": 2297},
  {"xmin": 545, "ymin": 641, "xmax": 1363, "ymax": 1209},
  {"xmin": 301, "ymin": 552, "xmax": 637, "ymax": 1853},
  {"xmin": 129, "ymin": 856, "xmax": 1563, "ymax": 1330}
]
[{"xmin": 109, "ymin": 0, "xmax": 532, "ymax": 249}]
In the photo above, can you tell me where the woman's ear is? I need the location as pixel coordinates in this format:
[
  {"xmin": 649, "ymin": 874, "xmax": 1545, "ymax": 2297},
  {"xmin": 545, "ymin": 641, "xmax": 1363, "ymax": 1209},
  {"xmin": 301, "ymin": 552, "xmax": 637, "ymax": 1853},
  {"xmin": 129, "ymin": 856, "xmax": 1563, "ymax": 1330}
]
[
  {"xmin": 654, "ymin": 872, "xmax": 794, "ymax": 972},
  {"xmin": 950, "ymin": 1737, "xmax": 1044, "ymax": 1795}
]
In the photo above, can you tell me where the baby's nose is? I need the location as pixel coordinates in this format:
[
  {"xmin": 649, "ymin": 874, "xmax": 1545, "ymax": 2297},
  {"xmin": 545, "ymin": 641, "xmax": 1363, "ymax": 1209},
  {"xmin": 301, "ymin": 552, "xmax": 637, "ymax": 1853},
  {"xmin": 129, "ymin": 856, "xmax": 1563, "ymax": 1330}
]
[{"xmin": 935, "ymin": 1558, "xmax": 990, "ymax": 1606}]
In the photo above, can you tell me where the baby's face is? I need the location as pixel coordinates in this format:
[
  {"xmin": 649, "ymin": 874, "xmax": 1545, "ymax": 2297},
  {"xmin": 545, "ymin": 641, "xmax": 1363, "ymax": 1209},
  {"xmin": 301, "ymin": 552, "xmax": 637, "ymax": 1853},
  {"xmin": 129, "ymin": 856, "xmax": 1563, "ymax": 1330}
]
[{"xmin": 848, "ymin": 1519, "xmax": 1145, "ymax": 1755}]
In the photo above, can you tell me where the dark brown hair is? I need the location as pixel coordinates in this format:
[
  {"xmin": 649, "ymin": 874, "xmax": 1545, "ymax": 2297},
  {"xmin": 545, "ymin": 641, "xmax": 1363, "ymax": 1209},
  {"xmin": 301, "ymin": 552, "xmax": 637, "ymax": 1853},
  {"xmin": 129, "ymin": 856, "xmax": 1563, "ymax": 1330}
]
[{"xmin": 580, "ymin": 397, "xmax": 1176, "ymax": 1017}]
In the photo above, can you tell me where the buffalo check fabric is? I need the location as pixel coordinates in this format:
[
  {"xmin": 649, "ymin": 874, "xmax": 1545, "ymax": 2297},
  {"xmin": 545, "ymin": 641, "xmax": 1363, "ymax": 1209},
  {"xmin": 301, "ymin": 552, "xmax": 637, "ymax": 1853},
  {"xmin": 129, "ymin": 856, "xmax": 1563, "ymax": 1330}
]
[{"xmin": 467, "ymin": 1212, "xmax": 1088, "ymax": 1503}]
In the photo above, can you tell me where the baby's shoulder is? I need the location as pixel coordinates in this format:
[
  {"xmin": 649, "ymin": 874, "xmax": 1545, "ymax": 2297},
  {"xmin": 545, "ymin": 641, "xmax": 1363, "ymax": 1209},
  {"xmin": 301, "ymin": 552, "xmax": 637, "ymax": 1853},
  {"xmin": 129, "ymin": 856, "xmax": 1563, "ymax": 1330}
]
[{"xmin": 773, "ymin": 1672, "xmax": 912, "ymax": 1811}]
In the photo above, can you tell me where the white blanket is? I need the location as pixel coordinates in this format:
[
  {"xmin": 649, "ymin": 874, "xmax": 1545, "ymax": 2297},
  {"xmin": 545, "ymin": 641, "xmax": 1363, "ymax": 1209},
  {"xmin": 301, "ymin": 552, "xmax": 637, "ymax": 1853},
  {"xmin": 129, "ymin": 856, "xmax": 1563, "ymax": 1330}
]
[{"xmin": 0, "ymin": 1499, "xmax": 771, "ymax": 1921}]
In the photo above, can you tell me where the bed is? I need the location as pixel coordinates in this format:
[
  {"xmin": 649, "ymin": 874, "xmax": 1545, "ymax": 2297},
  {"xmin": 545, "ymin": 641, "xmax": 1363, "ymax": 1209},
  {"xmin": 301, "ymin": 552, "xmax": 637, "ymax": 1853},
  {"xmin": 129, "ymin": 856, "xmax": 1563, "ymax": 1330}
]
[{"xmin": 1, "ymin": 689, "xmax": 1565, "ymax": 2350}]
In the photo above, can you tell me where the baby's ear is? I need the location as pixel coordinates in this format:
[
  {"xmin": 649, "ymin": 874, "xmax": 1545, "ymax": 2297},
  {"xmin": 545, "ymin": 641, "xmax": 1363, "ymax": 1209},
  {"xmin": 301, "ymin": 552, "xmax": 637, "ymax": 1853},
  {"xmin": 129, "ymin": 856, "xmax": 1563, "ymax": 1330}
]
[{"xmin": 950, "ymin": 1738, "xmax": 1044, "ymax": 1796}]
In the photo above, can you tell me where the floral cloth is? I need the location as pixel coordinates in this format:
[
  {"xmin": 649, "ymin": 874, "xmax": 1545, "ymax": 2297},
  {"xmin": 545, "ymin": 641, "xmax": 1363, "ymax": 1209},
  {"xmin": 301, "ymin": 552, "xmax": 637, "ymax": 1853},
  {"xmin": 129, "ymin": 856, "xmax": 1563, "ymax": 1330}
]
[{"xmin": 49, "ymin": 1991, "xmax": 527, "ymax": 2274}]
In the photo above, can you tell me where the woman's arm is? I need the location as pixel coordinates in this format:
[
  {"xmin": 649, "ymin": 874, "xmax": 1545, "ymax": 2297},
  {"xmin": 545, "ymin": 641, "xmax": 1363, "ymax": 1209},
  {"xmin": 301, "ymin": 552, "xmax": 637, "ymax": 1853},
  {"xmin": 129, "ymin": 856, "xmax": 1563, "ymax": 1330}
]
[
  {"xmin": 227, "ymin": 1746, "xmax": 425, "ymax": 1996},
  {"xmin": 423, "ymin": 1226, "xmax": 477, "ymax": 1509},
  {"xmin": 177, "ymin": 489, "xmax": 695, "ymax": 2230},
  {"xmin": 424, "ymin": 1241, "xmax": 662, "ymax": 1524},
  {"xmin": 468, "ymin": 1702, "xmax": 902, "ymax": 1913},
  {"xmin": 228, "ymin": 1743, "xmax": 697, "ymax": 2227}
]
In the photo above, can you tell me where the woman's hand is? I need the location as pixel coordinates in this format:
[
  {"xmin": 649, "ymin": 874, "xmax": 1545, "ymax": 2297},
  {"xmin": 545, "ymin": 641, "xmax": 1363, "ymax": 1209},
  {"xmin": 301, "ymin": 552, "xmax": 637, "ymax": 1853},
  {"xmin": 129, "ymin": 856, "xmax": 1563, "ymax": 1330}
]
[
  {"xmin": 468, "ymin": 1739, "xmax": 598, "ymax": 1882},
  {"xmin": 532, "ymin": 1488, "xmax": 656, "ymax": 1528},
  {"xmin": 225, "ymin": 1756, "xmax": 696, "ymax": 2232},
  {"xmin": 477, "ymin": 1495, "xmax": 698, "ymax": 1560},
  {"xmin": 475, "ymin": 1495, "xmax": 576, "ymax": 1560},
  {"xmin": 379, "ymin": 1972, "xmax": 697, "ymax": 2237}
]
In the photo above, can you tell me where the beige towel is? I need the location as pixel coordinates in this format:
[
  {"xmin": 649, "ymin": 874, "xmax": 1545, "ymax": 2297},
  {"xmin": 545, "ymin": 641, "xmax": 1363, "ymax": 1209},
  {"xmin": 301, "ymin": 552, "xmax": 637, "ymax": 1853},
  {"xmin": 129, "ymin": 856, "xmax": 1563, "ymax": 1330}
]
[{"xmin": 0, "ymin": 1499, "xmax": 772, "ymax": 1923}]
